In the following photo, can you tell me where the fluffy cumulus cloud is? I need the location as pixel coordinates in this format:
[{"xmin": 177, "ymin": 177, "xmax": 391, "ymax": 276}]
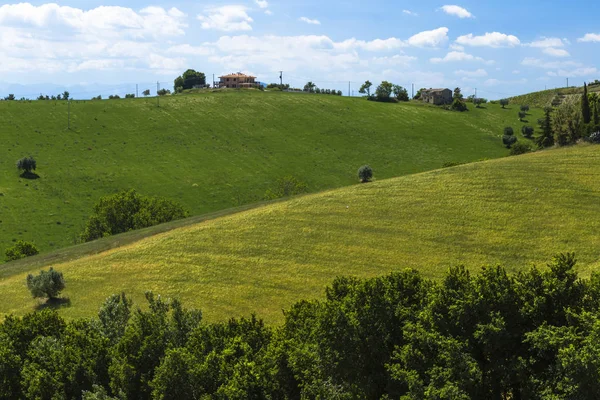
[
  {"xmin": 430, "ymin": 51, "xmax": 493, "ymax": 64},
  {"xmin": 299, "ymin": 17, "xmax": 321, "ymax": 25},
  {"xmin": 407, "ymin": 27, "xmax": 449, "ymax": 47},
  {"xmin": 440, "ymin": 5, "xmax": 473, "ymax": 18},
  {"xmin": 255, "ymin": 0, "xmax": 269, "ymax": 9},
  {"xmin": 527, "ymin": 37, "xmax": 567, "ymax": 48},
  {"xmin": 543, "ymin": 48, "xmax": 570, "ymax": 57},
  {"xmin": 197, "ymin": 5, "xmax": 253, "ymax": 32},
  {"xmin": 0, "ymin": 3, "xmax": 188, "ymax": 74},
  {"xmin": 578, "ymin": 33, "xmax": 600, "ymax": 43},
  {"xmin": 456, "ymin": 32, "xmax": 520, "ymax": 47}
]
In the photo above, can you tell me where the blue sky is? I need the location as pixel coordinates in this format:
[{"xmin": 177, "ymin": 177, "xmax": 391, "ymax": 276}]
[{"xmin": 0, "ymin": 0, "xmax": 598, "ymax": 99}]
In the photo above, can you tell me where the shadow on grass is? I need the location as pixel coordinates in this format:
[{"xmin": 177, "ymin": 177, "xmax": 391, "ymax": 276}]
[
  {"xmin": 20, "ymin": 171, "xmax": 40, "ymax": 180},
  {"xmin": 475, "ymin": 106, "xmax": 488, "ymax": 109},
  {"xmin": 35, "ymin": 297, "xmax": 71, "ymax": 311}
]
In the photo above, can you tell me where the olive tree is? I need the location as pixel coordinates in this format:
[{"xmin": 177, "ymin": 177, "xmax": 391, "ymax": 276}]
[
  {"xmin": 26, "ymin": 268, "xmax": 66, "ymax": 300},
  {"xmin": 358, "ymin": 165, "xmax": 373, "ymax": 183}
]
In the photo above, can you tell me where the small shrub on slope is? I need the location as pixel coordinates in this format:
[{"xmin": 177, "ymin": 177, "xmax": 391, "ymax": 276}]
[
  {"xmin": 5, "ymin": 240, "xmax": 39, "ymax": 261},
  {"xmin": 81, "ymin": 189, "xmax": 188, "ymax": 242}
]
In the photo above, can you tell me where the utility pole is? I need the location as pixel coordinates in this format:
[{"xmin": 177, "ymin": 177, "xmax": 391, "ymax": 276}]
[
  {"xmin": 475, "ymin": 88, "xmax": 477, "ymax": 98},
  {"xmin": 136, "ymin": 84, "xmax": 138, "ymax": 98},
  {"xmin": 567, "ymin": 78, "xmax": 569, "ymax": 88},
  {"xmin": 213, "ymin": 74, "xmax": 215, "ymax": 88},
  {"xmin": 348, "ymin": 81, "xmax": 350, "ymax": 97},
  {"xmin": 412, "ymin": 84, "xmax": 414, "ymax": 99},
  {"xmin": 157, "ymin": 81, "xmax": 160, "ymax": 108},
  {"xmin": 279, "ymin": 71, "xmax": 283, "ymax": 86}
]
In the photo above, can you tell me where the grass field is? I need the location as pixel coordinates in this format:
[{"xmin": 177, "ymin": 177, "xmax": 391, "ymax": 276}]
[
  {"xmin": 0, "ymin": 91, "xmax": 539, "ymax": 258},
  {"xmin": 510, "ymin": 85, "xmax": 600, "ymax": 108},
  {"xmin": 2, "ymin": 144, "xmax": 599, "ymax": 323}
]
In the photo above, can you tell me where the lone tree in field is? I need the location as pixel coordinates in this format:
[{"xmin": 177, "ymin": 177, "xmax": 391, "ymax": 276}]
[
  {"xmin": 143, "ymin": 89, "xmax": 151, "ymax": 97},
  {"xmin": 582, "ymin": 82, "xmax": 591, "ymax": 124},
  {"xmin": 359, "ymin": 81, "xmax": 373, "ymax": 97},
  {"xmin": 358, "ymin": 165, "xmax": 373, "ymax": 183},
  {"xmin": 500, "ymin": 99, "xmax": 509, "ymax": 109},
  {"xmin": 519, "ymin": 111, "xmax": 527, "ymax": 121},
  {"xmin": 451, "ymin": 87, "xmax": 468, "ymax": 112},
  {"xmin": 520, "ymin": 105, "xmax": 530, "ymax": 113},
  {"xmin": 16, "ymin": 156, "xmax": 37, "ymax": 177},
  {"xmin": 26, "ymin": 268, "xmax": 65, "ymax": 300}
]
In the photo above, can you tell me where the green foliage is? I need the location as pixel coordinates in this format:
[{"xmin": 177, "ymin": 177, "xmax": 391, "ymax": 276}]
[
  {"xmin": 500, "ymin": 98, "xmax": 509, "ymax": 108},
  {"xmin": 303, "ymin": 81, "xmax": 317, "ymax": 93},
  {"xmin": 394, "ymin": 85, "xmax": 409, "ymax": 101},
  {"xmin": 376, "ymin": 81, "xmax": 394, "ymax": 102},
  {"xmin": 582, "ymin": 83, "xmax": 592, "ymax": 124},
  {"xmin": 4, "ymin": 255, "xmax": 600, "ymax": 399},
  {"xmin": 142, "ymin": 89, "xmax": 150, "ymax": 97},
  {"xmin": 520, "ymin": 104, "xmax": 530, "ymax": 112},
  {"xmin": 26, "ymin": 267, "xmax": 65, "ymax": 300},
  {"xmin": 519, "ymin": 111, "xmax": 527, "ymax": 121},
  {"xmin": 502, "ymin": 135, "xmax": 517, "ymax": 148},
  {"xmin": 510, "ymin": 142, "xmax": 532, "ymax": 155},
  {"xmin": 553, "ymin": 97, "xmax": 584, "ymax": 146},
  {"xmin": 359, "ymin": 80, "xmax": 372, "ymax": 97},
  {"xmin": 522, "ymin": 126, "xmax": 535, "ymax": 138},
  {"xmin": 536, "ymin": 106, "xmax": 555, "ymax": 148},
  {"xmin": 473, "ymin": 98, "xmax": 488, "ymax": 107},
  {"xmin": 16, "ymin": 156, "xmax": 37, "ymax": 174},
  {"xmin": 5, "ymin": 240, "xmax": 39, "ymax": 261},
  {"xmin": 81, "ymin": 189, "xmax": 188, "ymax": 242},
  {"xmin": 451, "ymin": 98, "xmax": 468, "ymax": 112},
  {"xmin": 358, "ymin": 165, "xmax": 373, "ymax": 183},
  {"xmin": 453, "ymin": 87, "xmax": 464, "ymax": 101},
  {"xmin": 174, "ymin": 69, "xmax": 206, "ymax": 91},
  {"xmin": 157, "ymin": 89, "xmax": 171, "ymax": 96},
  {"xmin": 504, "ymin": 126, "xmax": 514, "ymax": 136}
]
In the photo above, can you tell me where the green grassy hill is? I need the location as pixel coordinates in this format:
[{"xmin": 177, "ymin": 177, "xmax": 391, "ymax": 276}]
[
  {"xmin": 2, "ymin": 144, "xmax": 599, "ymax": 323},
  {"xmin": 510, "ymin": 84, "xmax": 600, "ymax": 108},
  {"xmin": 0, "ymin": 91, "xmax": 536, "ymax": 257}
]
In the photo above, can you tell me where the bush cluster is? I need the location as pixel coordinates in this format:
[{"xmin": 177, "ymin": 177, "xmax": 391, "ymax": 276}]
[
  {"xmin": 81, "ymin": 189, "xmax": 188, "ymax": 242},
  {"xmin": 26, "ymin": 268, "xmax": 66, "ymax": 300},
  {"xmin": 3, "ymin": 254, "xmax": 600, "ymax": 399},
  {"xmin": 5, "ymin": 240, "xmax": 39, "ymax": 261}
]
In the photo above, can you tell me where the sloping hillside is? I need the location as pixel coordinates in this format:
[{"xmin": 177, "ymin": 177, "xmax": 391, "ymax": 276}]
[
  {"xmin": 510, "ymin": 84, "xmax": 600, "ymax": 108},
  {"xmin": 2, "ymin": 144, "xmax": 599, "ymax": 323},
  {"xmin": 0, "ymin": 91, "xmax": 536, "ymax": 256}
]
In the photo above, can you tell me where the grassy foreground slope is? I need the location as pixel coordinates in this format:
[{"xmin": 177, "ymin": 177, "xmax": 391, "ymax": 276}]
[
  {"xmin": 2, "ymin": 145, "xmax": 600, "ymax": 323},
  {"xmin": 0, "ymin": 91, "xmax": 537, "ymax": 256}
]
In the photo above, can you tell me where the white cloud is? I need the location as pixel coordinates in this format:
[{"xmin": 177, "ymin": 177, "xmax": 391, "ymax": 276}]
[
  {"xmin": 450, "ymin": 43, "xmax": 464, "ymax": 51},
  {"xmin": 430, "ymin": 51, "xmax": 493, "ymax": 64},
  {"xmin": 484, "ymin": 78, "xmax": 527, "ymax": 87},
  {"xmin": 265, "ymin": 10, "xmax": 273, "ymax": 16},
  {"xmin": 521, "ymin": 58, "xmax": 581, "ymax": 69},
  {"xmin": 548, "ymin": 68, "xmax": 598, "ymax": 77},
  {"xmin": 407, "ymin": 27, "xmax": 449, "ymax": 47},
  {"xmin": 197, "ymin": 5, "xmax": 253, "ymax": 32},
  {"xmin": 255, "ymin": 0, "xmax": 269, "ymax": 9},
  {"xmin": 543, "ymin": 47, "xmax": 570, "ymax": 57},
  {"xmin": 167, "ymin": 44, "xmax": 214, "ymax": 56},
  {"xmin": 0, "ymin": 3, "xmax": 187, "ymax": 38},
  {"xmin": 403, "ymin": 9, "xmax": 418, "ymax": 16},
  {"xmin": 456, "ymin": 32, "xmax": 520, "ymax": 47},
  {"xmin": 527, "ymin": 37, "xmax": 567, "ymax": 48},
  {"xmin": 440, "ymin": 5, "xmax": 473, "ymax": 18},
  {"xmin": 455, "ymin": 68, "xmax": 488, "ymax": 77},
  {"xmin": 371, "ymin": 54, "xmax": 417, "ymax": 66},
  {"xmin": 299, "ymin": 17, "xmax": 321, "ymax": 25},
  {"xmin": 512, "ymin": 70, "xmax": 520, "ymax": 74},
  {"xmin": 578, "ymin": 33, "xmax": 600, "ymax": 43},
  {"xmin": 335, "ymin": 37, "xmax": 406, "ymax": 51}
]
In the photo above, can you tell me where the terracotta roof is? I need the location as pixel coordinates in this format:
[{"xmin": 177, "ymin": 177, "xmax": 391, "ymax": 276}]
[{"xmin": 219, "ymin": 73, "xmax": 256, "ymax": 78}]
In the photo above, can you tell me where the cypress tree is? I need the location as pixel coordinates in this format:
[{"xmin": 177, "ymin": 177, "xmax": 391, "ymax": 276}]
[
  {"xmin": 536, "ymin": 107, "xmax": 555, "ymax": 148},
  {"xmin": 582, "ymin": 82, "xmax": 591, "ymax": 124},
  {"xmin": 594, "ymin": 101, "xmax": 599, "ymax": 126}
]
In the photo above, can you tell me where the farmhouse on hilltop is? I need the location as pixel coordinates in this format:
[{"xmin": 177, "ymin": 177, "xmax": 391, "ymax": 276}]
[
  {"xmin": 421, "ymin": 88, "xmax": 452, "ymax": 105},
  {"xmin": 219, "ymin": 73, "xmax": 259, "ymax": 89}
]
